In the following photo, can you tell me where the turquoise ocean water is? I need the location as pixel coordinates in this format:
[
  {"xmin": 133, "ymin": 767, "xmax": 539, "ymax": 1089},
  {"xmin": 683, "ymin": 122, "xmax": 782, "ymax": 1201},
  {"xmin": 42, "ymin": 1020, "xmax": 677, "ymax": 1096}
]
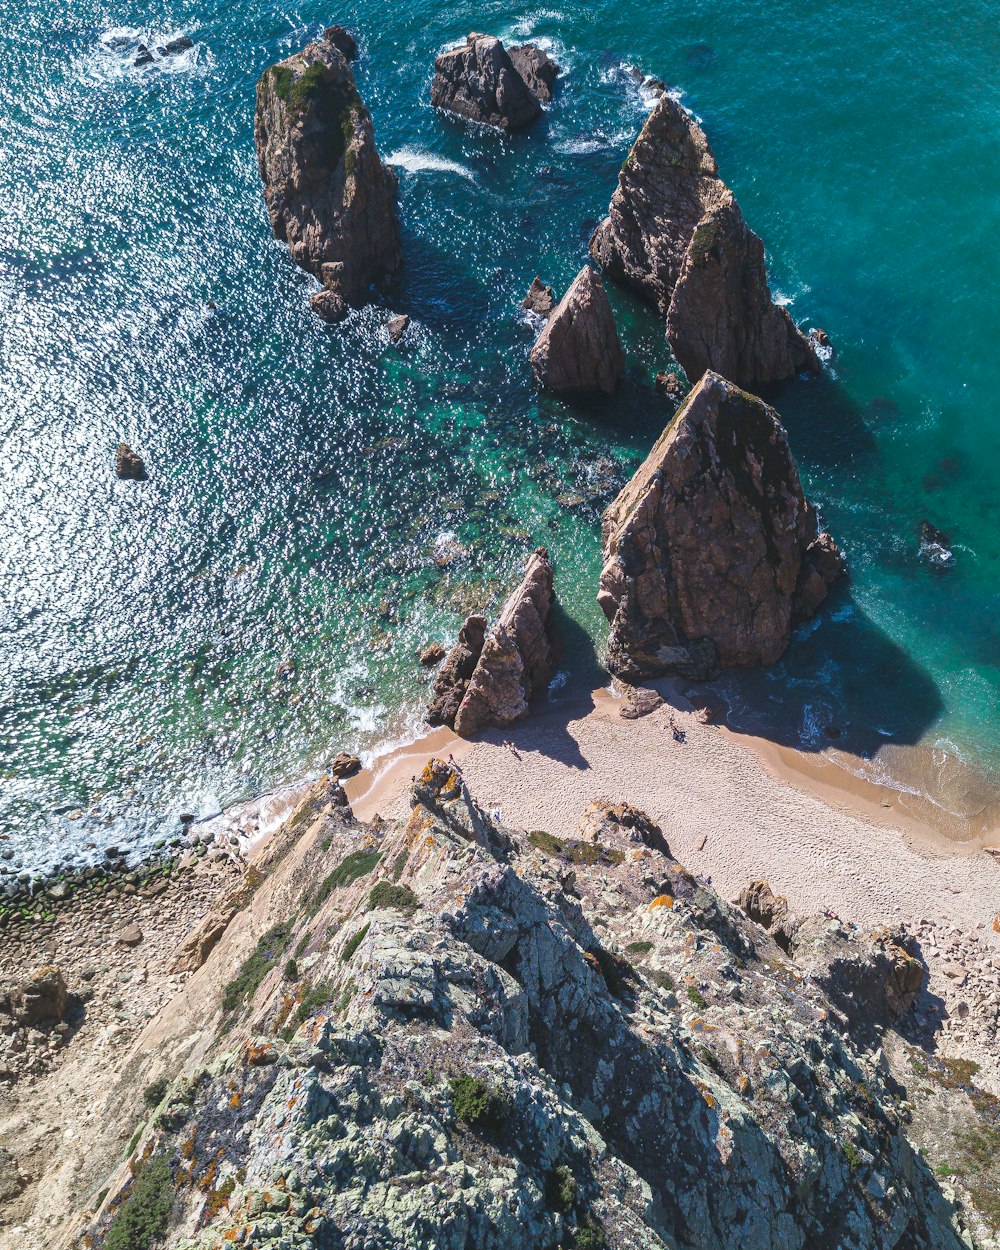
[{"xmin": 2, "ymin": 0, "xmax": 999, "ymax": 874}]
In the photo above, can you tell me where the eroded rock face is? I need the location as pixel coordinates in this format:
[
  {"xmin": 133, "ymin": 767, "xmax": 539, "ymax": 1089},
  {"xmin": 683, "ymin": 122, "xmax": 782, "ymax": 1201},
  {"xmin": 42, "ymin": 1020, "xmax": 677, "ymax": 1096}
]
[
  {"xmin": 523, "ymin": 275, "xmax": 555, "ymax": 317},
  {"xmin": 255, "ymin": 35, "xmax": 401, "ymax": 321},
  {"xmin": 598, "ymin": 371, "xmax": 845, "ymax": 679},
  {"xmin": 507, "ymin": 43, "xmax": 560, "ymax": 102},
  {"xmin": 80, "ymin": 765, "xmax": 966, "ymax": 1250},
  {"xmin": 427, "ymin": 549, "xmax": 559, "ymax": 735},
  {"xmin": 529, "ymin": 266, "xmax": 625, "ymax": 396},
  {"xmin": 430, "ymin": 34, "xmax": 545, "ymax": 130},
  {"xmin": 590, "ymin": 93, "xmax": 818, "ymax": 386}
]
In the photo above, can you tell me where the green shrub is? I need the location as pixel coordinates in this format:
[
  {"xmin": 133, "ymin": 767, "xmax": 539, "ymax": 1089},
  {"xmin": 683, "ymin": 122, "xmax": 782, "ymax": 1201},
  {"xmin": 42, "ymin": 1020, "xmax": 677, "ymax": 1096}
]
[
  {"xmin": 625, "ymin": 940, "xmax": 653, "ymax": 956},
  {"xmin": 528, "ymin": 829, "xmax": 565, "ymax": 856},
  {"xmin": 449, "ymin": 1075, "xmax": 506, "ymax": 1128},
  {"xmin": 295, "ymin": 980, "xmax": 336, "ymax": 1022},
  {"xmin": 221, "ymin": 921, "xmax": 293, "ymax": 1016},
  {"xmin": 103, "ymin": 1154, "xmax": 174, "ymax": 1250},
  {"xmin": 309, "ymin": 849, "xmax": 381, "ymax": 914},
  {"xmin": 283, "ymin": 959, "xmax": 299, "ymax": 981},
  {"xmin": 685, "ymin": 985, "xmax": 708, "ymax": 1009},
  {"xmin": 575, "ymin": 1223, "xmax": 606, "ymax": 1250},
  {"xmin": 142, "ymin": 1078, "xmax": 169, "ymax": 1110},
  {"xmin": 341, "ymin": 921, "xmax": 371, "ymax": 963},
  {"xmin": 369, "ymin": 881, "xmax": 417, "ymax": 911},
  {"xmin": 293, "ymin": 930, "xmax": 311, "ymax": 958},
  {"xmin": 843, "ymin": 1141, "xmax": 862, "ymax": 1175},
  {"xmin": 546, "ymin": 1164, "xmax": 577, "ymax": 1213},
  {"xmin": 391, "ymin": 849, "xmax": 409, "ymax": 881},
  {"xmin": 648, "ymin": 969, "xmax": 676, "ymax": 992}
]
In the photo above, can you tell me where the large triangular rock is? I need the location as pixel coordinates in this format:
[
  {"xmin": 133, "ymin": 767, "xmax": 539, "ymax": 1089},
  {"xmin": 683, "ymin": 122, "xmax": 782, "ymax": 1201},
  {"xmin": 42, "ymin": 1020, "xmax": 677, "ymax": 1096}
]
[
  {"xmin": 430, "ymin": 34, "xmax": 542, "ymax": 130},
  {"xmin": 598, "ymin": 371, "xmax": 844, "ymax": 679},
  {"xmin": 590, "ymin": 94, "xmax": 818, "ymax": 386},
  {"xmin": 427, "ymin": 549, "xmax": 560, "ymax": 735},
  {"xmin": 255, "ymin": 30, "xmax": 402, "ymax": 321},
  {"xmin": 529, "ymin": 267, "xmax": 625, "ymax": 396}
]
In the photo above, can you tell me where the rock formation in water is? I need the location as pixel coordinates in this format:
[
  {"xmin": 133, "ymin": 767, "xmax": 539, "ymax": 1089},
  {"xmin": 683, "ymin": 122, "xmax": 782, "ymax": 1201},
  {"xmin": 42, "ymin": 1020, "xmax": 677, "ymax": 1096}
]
[
  {"xmin": 589, "ymin": 93, "xmax": 818, "ymax": 386},
  {"xmin": 70, "ymin": 764, "xmax": 970, "ymax": 1250},
  {"xmin": 255, "ymin": 31, "xmax": 402, "ymax": 322},
  {"xmin": 323, "ymin": 23, "xmax": 357, "ymax": 61},
  {"xmin": 430, "ymin": 33, "xmax": 558, "ymax": 130},
  {"xmin": 529, "ymin": 266, "xmax": 625, "ymax": 396},
  {"xmin": 427, "ymin": 548, "xmax": 559, "ymax": 735},
  {"xmin": 115, "ymin": 442, "xmax": 146, "ymax": 480},
  {"xmin": 598, "ymin": 371, "xmax": 844, "ymax": 680},
  {"xmin": 523, "ymin": 275, "xmax": 555, "ymax": 317}
]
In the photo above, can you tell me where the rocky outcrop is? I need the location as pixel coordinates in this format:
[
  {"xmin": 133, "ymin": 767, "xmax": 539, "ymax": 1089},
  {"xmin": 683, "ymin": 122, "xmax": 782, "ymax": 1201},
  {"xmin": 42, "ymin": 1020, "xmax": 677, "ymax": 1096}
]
[
  {"xmin": 77, "ymin": 765, "xmax": 969, "ymax": 1250},
  {"xmin": 427, "ymin": 548, "xmax": 559, "ymax": 735},
  {"xmin": 0, "ymin": 966, "xmax": 67, "ymax": 1027},
  {"xmin": 523, "ymin": 275, "xmax": 555, "ymax": 317},
  {"xmin": 386, "ymin": 313, "xmax": 409, "ymax": 343},
  {"xmin": 323, "ymin": 24, "xmax": 357, "ymax": 61},
  {"xmin": 598, "ymin": 371, "xmax": 844, "ymax": 679},
  {"xmin": 589, "ymin": 93, "xmax": 818, "ymax": 386},
  {"xmin": 507, "ymin": 43, "xmax": 560, "ymax": 101},
  {"xmin": 529, "ymin": 266, "xmax": 625, "ymax": 396},
  {"xmin": 255, "ymin": 32, "xmax": 401, "ymax": 322},
  {"xmin": 430, "ymin": 34, "xmax": 555, "ymax": 130},
  {"xmin": 115, "ymin": 443, "xmax": 146, "ymax": 481}
]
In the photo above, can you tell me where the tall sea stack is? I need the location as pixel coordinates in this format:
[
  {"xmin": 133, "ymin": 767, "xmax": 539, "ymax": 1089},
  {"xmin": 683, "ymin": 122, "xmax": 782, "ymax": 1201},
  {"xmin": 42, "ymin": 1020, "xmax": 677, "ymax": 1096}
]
[
  {"xmin": 590, "ymin": 94, "xmax": 818, "ymax": 386},
  {"xmin": 598, "ymin": 371, "xmax": 844, "ymax": 679},
  {"xmin": 255, "ymin": 30, "xmax": 402, "ymax": 322}
]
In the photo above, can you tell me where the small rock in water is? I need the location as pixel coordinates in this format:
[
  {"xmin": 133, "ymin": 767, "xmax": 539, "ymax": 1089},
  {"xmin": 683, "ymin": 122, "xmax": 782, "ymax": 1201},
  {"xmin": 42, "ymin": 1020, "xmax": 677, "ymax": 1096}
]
[
  {"xmin": 323, "ymin": 25, "xmax": 358, "ymax": 61},
  {"xmin": 133, "ymin": 46, "xmax": 154, "ymax": 67},
  {"xmin": 115, "ymin": 443, "xmax": 146, "ymax": 481},
  {"xmin": 157, "ymin": 36, "xmax": 194, "ymax": 55},
  {"xmin": 386, "ymin": 314, "xmax": 410, "ymax": 343},
  {"xmin": 918, "ymin": 519, "xmax": 954, "ymax": 569},
  {"xmin": 419, "ymin": 642, "xmax": 446, "ymax": 667},
  {"xmin": 655, "ymin": 370, "xmax": 683, "ymax": 400},
  {"xmin": 522, "ymin": 277, "xmax": 554, "ymax": 318},
  {"xmin": 810, "ymin": 327, "xmax": 831, "ymax": 348},
  {"xmin": 330, "ymin": 752, "xmax": 362, "ymax": 779}
]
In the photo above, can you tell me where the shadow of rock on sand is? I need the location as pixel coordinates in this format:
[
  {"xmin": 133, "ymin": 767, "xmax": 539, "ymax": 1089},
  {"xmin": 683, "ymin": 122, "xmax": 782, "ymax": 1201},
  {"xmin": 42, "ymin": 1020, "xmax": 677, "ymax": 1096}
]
[{"xmin": 687, "ymin": 582, "xmax": 944, "ymax": 764}]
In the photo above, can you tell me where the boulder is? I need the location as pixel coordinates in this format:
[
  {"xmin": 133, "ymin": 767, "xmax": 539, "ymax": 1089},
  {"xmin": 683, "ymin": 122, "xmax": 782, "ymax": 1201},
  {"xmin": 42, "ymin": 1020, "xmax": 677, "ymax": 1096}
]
[
  {"xmin": 655, "ymin": 370, "xmax": 683, "ymax": 400},
  {"xmin": 323, "ymin": 24, "xmax": 358, "ymax": 61},
  {"xmin": 427, "ymin": 549, "xmax": 560, "ymax": 735},
  {"xmin": 589, "ymin": 93, "xmax": 818, "ymax": 386},
  {"xmin": 386, "ymin": 314, "xmax": 410, "ymax": 343},
  {"xmin": 529, "ymin": 266, "xmax": 625, "ymax": 397},
  {"xmin": 598, "ymin": 371, "xmax": 845, "ymax": 679},
  {"xmin": 158, "ymin": 36, "xmax": 194, "ymax": 55},
  {"xmin": 331, "ymin": 752, "xmax": 362, "ymax": 779},
  {"xmin": 0, "ymin": 966, "xmax": 67, "ymax": 1026},
  {"xmin": 115, "ymin": 443, "xmax": 146, "ymax": 481},
  {"xmin": 617, "ymin": 685, "xmax": 663, "ymax": 719},
  {"xmin": 522, "ymin": 276, "xmax": 555, "ymax": 317},
  {"xmin": 430, "ymin": 34, "xmax": 542, "ymax": 130},
  {"xmin": 736, "ymin": 879, "xmax": 798, "ymax": 951},
  {"xmin": 255, "ymin": 35, "xmax": 401, "ymax": 321},
  {"xmin": 419, "ymin": 641, "xmax": 446, "ymax": 667},
  {"xmin": 507, "ymin": 43, "xmax": 560, "ymax": 102},
  {"xmin": 577, "ymin": 799, "xmax": 670, "ymax": 856}
]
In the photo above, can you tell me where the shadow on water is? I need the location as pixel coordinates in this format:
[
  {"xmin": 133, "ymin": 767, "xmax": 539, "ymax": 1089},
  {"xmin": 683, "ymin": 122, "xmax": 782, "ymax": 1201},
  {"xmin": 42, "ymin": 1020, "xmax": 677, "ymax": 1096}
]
[
  {"xmin": 705, "ymin": 581, "xmax": 944, "ymax": 761},
  {"xmin": 757, "ymin": 371, "xmax": 877, "ymax": 471}
]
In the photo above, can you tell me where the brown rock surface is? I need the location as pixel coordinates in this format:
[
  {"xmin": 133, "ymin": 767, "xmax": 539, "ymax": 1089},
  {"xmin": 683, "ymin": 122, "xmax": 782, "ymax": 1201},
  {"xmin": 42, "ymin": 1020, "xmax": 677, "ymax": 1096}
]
[
  {"xmin": 427, "ymin": 549, "xmax": 559, "ymax": 735},
  {"xmin": 255, "ymin": 35, "xmax": 401, "ymax": 321},
  {"xmin": 522, "ymin": 275, "xmax": 555, "ymax": 317},
  {"xmin": 323, "ymin": 23, "xmax": 357, "ymax": 60},
  {"xmin": 418, "ymin": 641, "xmax": 446, "ymax": 666},
  {"xmin": 386, "ymin": 313, "xmax": 410, "ymax": 343},
  {"xmin": 507, "ymin": 43, "xmax": 560, "ymax": 102},
  {"xmin": 430, "ymin": 34, "xmax": 542, "ymax": 130},
  {"xmin": 589, "ymin": 93, "xmax": 818, "ymax": 386},
  {"xmin": 598, "ymin": 371, "xmax": 845, "ymax": 679},
  {"xmin": 115, "ymin": 443, "xmax": 146, "ymax": 481},
  {"xmin": 529, "ymin": 266, "xmax": 625, "ymax": 397}
]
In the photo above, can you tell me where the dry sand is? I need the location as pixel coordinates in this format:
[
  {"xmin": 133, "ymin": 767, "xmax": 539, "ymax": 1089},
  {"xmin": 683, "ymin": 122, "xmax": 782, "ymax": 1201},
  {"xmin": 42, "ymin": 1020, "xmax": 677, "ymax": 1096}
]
[{"xmin": 346, "ymin": 683, "xmax": 1000, "ymax": 943}]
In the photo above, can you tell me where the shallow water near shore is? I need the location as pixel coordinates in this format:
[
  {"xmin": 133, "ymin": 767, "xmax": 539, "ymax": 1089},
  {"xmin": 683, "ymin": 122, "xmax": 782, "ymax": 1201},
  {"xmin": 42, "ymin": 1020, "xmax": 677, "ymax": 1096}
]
[{"xmin": 2, "ymin": 0, "xmax": 1000, "ymax": 873}]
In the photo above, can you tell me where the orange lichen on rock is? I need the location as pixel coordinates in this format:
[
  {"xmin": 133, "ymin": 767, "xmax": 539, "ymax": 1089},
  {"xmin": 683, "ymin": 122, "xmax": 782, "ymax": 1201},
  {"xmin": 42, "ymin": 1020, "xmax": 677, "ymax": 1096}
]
[{"xmin": 650, "ymin": 894, "xmax": 674, "ymax": 909}]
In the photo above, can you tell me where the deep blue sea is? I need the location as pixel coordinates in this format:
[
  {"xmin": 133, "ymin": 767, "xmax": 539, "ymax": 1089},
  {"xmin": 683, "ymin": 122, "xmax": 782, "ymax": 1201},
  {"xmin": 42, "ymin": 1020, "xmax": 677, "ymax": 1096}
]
[{"xmin": 3, "ymin": 0, "xmax": 999, "ymax": 874}]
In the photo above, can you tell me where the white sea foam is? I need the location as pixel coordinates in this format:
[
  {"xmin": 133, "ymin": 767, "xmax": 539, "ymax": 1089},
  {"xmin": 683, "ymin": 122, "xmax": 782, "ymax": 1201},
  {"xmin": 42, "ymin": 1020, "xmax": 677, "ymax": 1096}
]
[
  {"xmin": 387, "ymin": 149, "xmax": 476, "ymax": 181},
  {"xmin": 80, "ymin": 26, "xmax": 209, "ymax": 85}
]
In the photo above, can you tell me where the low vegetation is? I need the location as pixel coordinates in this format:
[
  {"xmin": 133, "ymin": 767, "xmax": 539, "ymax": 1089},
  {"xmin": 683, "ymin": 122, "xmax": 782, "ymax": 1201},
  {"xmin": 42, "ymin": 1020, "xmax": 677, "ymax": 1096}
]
[
  {"xmin": 142, "ymin": 1078, "xmax": 169, "ymax": 1110},
  {"xmin": 527, "ymin": 829, "xmax": 625, "ymax": 867},
  {"xmin": 308, "ymin": 849, "xmax": 381, "ymax": 915},
  {"xmin": 341, "ymin": 921, "xmax": 371, "ymax": 963},
  {"xmin": 103, "ymin": 1154, "xmax": 174, "ymax": 1250},
  {"xmin": 449, "ymin": 1075, "xmax": 507, "ymax": 1129},
  {"xmin": 221, "ymin": 921, "xmax": 293, "ymax": 1018},
  {"xmin": 369, "ymin": 881, "xmax": 418, "ymax": 911}
]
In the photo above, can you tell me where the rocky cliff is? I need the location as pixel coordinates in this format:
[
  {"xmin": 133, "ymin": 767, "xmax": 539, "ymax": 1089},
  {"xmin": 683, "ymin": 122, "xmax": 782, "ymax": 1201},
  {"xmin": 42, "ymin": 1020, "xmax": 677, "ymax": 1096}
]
[
  {"xmin": 430, "ymin": 34, "xmax": 558, "ymax": 130},
  {"xmin": 598, "ymin": 371, "xmax": 844, "ymax": 679},
  {"xmin": 427, "ymin": 547, "xmax": 559, "ymax": 735},
  {"xmin": 529, "ymin": 266, "xmax": 625, "ymax": 396},
  {"xmin": 68, "ymin": 763, "xmax": 971, "ymax": 1250},
  {"xmin": 255, "ymin": 31, "xmax": 402, "ymax": 322},
  {"xmin": 589, "ymin": 94, "xmax": 818, "ymax": 386}
]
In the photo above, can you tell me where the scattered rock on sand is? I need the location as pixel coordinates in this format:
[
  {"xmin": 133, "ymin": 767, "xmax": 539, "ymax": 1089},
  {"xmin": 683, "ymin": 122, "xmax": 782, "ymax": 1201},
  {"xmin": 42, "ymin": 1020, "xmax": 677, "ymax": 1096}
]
[
  {"xmin": 529, "ymin": 266, "xmax": 625, "ymax": 397},
  {"xmin": 118, "ymin": 924, "xmax": 143, "ymax": 947},
  {"xmin": 427, "ymin": 548, "xmax": 560, "ymax": 735},
  {"xmin": 255, "ymin": 33, "xmax": 401, "ymax": 322},
  {"xmin": 522, "ymin": 276, "xmax": 555, "ymax": 317},
  {"xmin": 598, "ymin": 371, "xmax": 845, "ymax": 680},
  {"xmin": 387, "ymin": 314, "xmax": 410, "ymax": 343},
  {"xmin": 419, "ymin": 641, "xmax": 446, "ymax": 667},
  {"xmin": 430, "ymin": 33, "xmax": 542, "ymax": 130},
  {"xmin": 589, "ymin": 93, "xmax": 818, "ymax": 386},
  {"xmin": 115, "ymin": 442, "xmax": 146, "ymax": 481}
]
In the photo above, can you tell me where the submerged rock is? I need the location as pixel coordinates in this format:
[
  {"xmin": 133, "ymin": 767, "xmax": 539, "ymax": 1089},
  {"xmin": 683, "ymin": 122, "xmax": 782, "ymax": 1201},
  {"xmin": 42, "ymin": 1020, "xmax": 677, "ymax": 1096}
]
[
  {"xmin": 529, "ymin": 266, "xmax": 625, "ymax": 396},
  {"xmin": 255, "ymin": 34, "xmax": 401, "ymax": 321},
  {"xmin": 598, "ymin": 371, "xmax": 845, "ymax": 679},
  {"xmin": 430, "ymin": 33, "xmax": 543, "ymax": 130},
  {"xmin": 590, "ymin": 93, "xmax": 818, "ymax": 386},
  {"xmin": 918, "ymin": 519, "xmax": 954, "ymax": 569},
  {"xmin": 115, "ymin": 442, "xmax": 146, "ymax": 481},
  {"xmin": 427, "ymin": 548, "xmax": 559, "ymax": 735}
]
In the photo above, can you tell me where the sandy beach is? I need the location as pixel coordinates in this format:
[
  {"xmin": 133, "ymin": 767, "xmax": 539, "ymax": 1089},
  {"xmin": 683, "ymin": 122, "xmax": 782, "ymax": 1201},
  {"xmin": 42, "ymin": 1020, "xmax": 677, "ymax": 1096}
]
[{"xmin": 345, "ymin": 682, "xmax": 1000, "ymax": 943}]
